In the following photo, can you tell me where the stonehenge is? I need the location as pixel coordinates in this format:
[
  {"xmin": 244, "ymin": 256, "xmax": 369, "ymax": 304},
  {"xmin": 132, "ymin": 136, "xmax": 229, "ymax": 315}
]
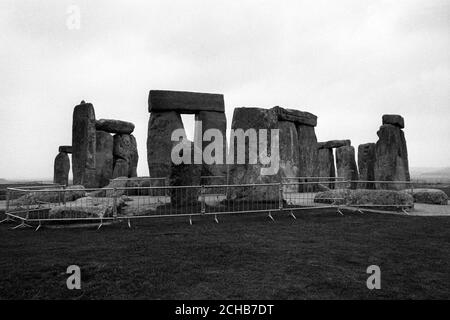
[
  {"xmin": 53, "ymin": 92, "xmax": 411, "ymax": 198},
  {"xmin": 54, "ymin": 101, "xmax": 138, "ymax": 188},
  {"xmin": 374, "ymin": 115, "xmax": 410, "ymax": 190}
]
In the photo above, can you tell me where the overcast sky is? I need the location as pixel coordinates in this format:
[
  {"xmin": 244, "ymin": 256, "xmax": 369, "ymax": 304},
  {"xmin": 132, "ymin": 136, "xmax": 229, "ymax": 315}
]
[{"xmin": 0, "ymin": 0, "xmax": 448, "ymax": 180}]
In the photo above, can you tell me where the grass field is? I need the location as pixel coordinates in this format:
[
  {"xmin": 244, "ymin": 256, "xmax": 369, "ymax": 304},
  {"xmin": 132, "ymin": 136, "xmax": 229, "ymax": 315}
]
[{"xmin": 0, "ymin": 209, "xmax": 449, "ymax": 300}]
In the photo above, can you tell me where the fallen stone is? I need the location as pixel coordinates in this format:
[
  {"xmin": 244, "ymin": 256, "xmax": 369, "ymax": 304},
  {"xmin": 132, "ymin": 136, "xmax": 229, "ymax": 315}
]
[
  {"xmin": 13, "ymin": 185, "xmax": 86, "ymax": 206},
  {"xmin": 72, "ymin": 101, "xmax": 97, "ymax": 187},
  {"xmin": 54, "ymin": 152, "xmax": 70, "ymax": 186},
  {"xmin": 336, "ymin": 145, "xmax": 359, "ymax": 188},
  {"xmin": 317, "ymin": 140, "xmax": 351, "ymax": 149},
  {"xmin": 358, "ymin": 143, "xmax": 376, "ymax": 189},
  {"xmin": 382, "ymin": 114, "xmax": 405, "ymax": 129},
  {"xmin": 147, "ymin": 111, "xmax": 185, "ymax": 178},
  {"xmin": 95, "ymin": 130, "xmax": 114, "ymax": 188},
  {"xmin": 148, "ymin": 90, "xmax": 225, "ymax": 113},
  {"xmin": 374, "ymin": 124, "xmax": 410, "ymax": 190},
  {"xmin": 96, "ymin": 119, "xmax": 135, "ymax": 134},
  {"xmin": 272, "ymin": 106, "xmax": 317, "ymax": 127},
  {"xmin": 314, "ymin": 189, "xmax": 414, "ymax": 210},
  {"xmin": 406, "ymin": 189, "xmax": 448, "ymax": 205},
  {"xmin": 58, "ymin": 146, "xmax": 73, "ymax": 154}
]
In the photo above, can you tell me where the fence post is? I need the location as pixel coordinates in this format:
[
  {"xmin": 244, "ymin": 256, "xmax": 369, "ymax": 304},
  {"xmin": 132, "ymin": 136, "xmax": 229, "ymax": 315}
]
[
  {"xmin": 113, "ymin": 188, "xmax": 117, "ymax": 218},
  {"xmin": 6, "ymin": 188, "xmax": 10, "ymax": 213},
  {"xmin": 201, "ymin": 185, "xmax": 206, "ymax": 214},
  {"xmin": 279, "ymin": 182, "xmax": 283, "ymax": 211}
]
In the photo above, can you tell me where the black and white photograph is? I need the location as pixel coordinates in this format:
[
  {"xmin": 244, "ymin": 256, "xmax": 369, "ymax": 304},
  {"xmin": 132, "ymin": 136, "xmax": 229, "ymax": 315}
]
[{"xmin": 0, "ymin": 0, "xmax": 449, "ymax": 308}]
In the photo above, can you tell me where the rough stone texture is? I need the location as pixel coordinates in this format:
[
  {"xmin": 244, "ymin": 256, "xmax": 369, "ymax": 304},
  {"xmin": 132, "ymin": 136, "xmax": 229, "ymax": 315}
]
[
  {"xmin": 95, "ymin": 130, "xmax": 114, "ymax": 188},
  {"xmin": 148, "ymin": 90, "xmax": 225, "ymax": 114},
  {"xmin": 147, "ymin": 111, "xmax": 185, "ymax": 178},
  {"xmin": 58, "ymin": 146, "xmax": 73, "ymax": 154},
  {"xmin": 374, "ymin": 124, "xmax": 410, "ymax": 190},
  {"xmin": 406, "ymin": 189, "xmax": 449, "ymax": 205},
  {"xmin": 358, "ymin": 143, "xmax": 376, "ymax": 189},
  {"xmin": 317, "ymin": 140, "xmax": 351, "ymax": 149},
  {"xmin": 14, "ymin": 185, "xmax": 86, "ymax": 206},
  {"xmin": 96, "ymin": 119, "xmax": 135, "ymax": 134},
  {"xmin": 112, "ymin": 159, "xmax": 129, "ymax": 179},
  {"xmin": 278, "ymin": 121, "xmax": 300, "ymax": 193},
  {"xmin": 194, "ymin": 111, "xmax": 227, "ymax": 184},
  {"xmin": 72, "ymin": 101, "xmax": 97, "ymax": 187},
  {"xmin": 296, "ymin": 124, "xmax": 319, "ymax": 190},
  {"xmin": 314, "ymin": 189, "xmax": 414, "ymax": 210},
  {"xmin": 336, "ymin": 146, "xmax": 359, "ymax": 189},
  {"xmin": 113, "ymin": 134, "xmax": 138, "ymax": 178},
  {"xmin": 228, "ymin": 108, "xmax": 280, "ymax": 200},
  {"xmin": 54, "ymin": 152, "xmax": 70, "ymax": 186},
  {"xmin": 169, "ymin": 140, "xmax": 202, "ymax": 206},
  {"xmin": 382, "ymin": 114, "xmax": 405, "ymax": 129},
  {"xmin": 317, "ymin": 148, "xmax": 335, "ymax": 188},
  {"xmin": 272, "ymin": 106, "xmax": 317, "ymax": 127}
]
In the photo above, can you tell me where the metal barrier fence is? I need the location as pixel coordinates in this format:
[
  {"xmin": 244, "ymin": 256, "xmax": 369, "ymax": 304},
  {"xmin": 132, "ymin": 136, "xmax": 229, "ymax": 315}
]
[{"xmin": 2, "ymin": 178, "xmax": 414, "ymax": 230}]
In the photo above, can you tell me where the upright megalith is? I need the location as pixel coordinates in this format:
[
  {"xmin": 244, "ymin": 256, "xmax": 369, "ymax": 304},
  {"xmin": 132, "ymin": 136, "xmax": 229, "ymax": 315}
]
[
  {"xmin": 228, "ymin": 107, "xmax": 280, "ymax": 200},
  {"xmin": 147, "ymin": 111, "xmax": 185, "ymax": 178},
  {"xmin": 194, "ymin": 110, "xmax": 227, "ymax": 184},
  {"xmin": 95, "ymin": 131, "xmax": 114, "ymax": 187},
  {"xmin": 54, "ymin": 152, "xmax": 70, "ymax": 186},
  {"xmin": 336, "ymin": 145, "xmax": 359, "ymax": 189},
  {"xmin": 113, "ymin": 134, "xmax": 138, "ymax": 178},
  {"xmin": 278, "ymin": 120, "xmax": 300, "ymax": 192},
  {"xmin": 358, "ymin": 143, "xmax": 376, "ymax": 189},
  {"xmin": 72, "ymin": 101, "xmax": 97, "ymax": 187},
  {"xmin": 96, "ymin": 119, "xmax": 135, "ymax": 134},
  {"xmin": 374, "ymin": 115, "xmax": 410, "ymax": 190},
  {"xmin": 317, "ymin": 148, "xmax": 335, "ymax": 188}
]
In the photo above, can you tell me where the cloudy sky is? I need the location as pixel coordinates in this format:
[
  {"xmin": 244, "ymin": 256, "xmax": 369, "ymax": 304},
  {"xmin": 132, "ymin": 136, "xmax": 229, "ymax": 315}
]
[{"xmin": 0, "ymin": 0, "xmax": 448, "ymax": 180}]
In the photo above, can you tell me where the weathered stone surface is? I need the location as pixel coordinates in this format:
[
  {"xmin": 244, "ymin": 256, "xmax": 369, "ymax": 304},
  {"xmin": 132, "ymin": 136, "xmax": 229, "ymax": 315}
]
[
  {"xmin": 72, "ymin": 101, "xmax": 97, "ymax": 187},
  {"xmin": 96, "ymin": 119, "xmax": 135, "ymax": 134},
  {"xmin": 95, "ymin": 131, "xmax": 114, "ymax": 188},
  {"xmin": 317, "ymin": 148, "xmax": 335, "ymax": 187},
  {"xmin": 382, "ymin": 114, "xmax": 405, "ymax": 129},
  {"xmin": 194, "ymin": 111, "xmax": 227, "ymax": 184},
  {"xmin": 336, "ymin": 146, "xmax": 359, "ymax": 188},
  {"xmin": 112, "ymin": 159, "xmax": 129, "ymax": 179},
  {"xmin": 279, "ymin": 121, "xmax": 300, "ymax": 193},
  {"xmin": 374, "ymin": 124, "xmax": 410, "ymax": 190},
  {"xmin": 147, "ymin": 111, "xmax": 185, "ymax": 178},
  {"xmin": 169, "ymin": 140, "xmax": 202, "ymax": 206},
  {"xmin": 14, "ymin": 185, "xmax": 86, "ymax": 206},
  {"xmin": 58, "ymin": 146, "xmax": 73, "ymax": 154},
  {"xmin": 228, "ymin": 108, "xmax": 279, "ymax": 200},
  {"xmin": 358, "ymin": 143, "xmax": 376, "ymax": 189},
  {"xmin": 113, "ymin": 134, "xmax": 138, "ymax": 178},
  {"xmin": 406, "ymin": 189, "xmax": 448, "ymax": 205},
  {"xmin": 272, "ymin": 106, "xmax": 317, "ymax": 127},
  {"xmin": 54, "ymin": 152, "xmax": 70, "ymax": 186},
  {"xmin": 317, "ymin": 140, "xmax": 351, "ymax": 149},
  {"xmin": 297, "ymin": 124, "xmax": 319, "ymax": 179},
  {"xmin": 148, "ymin": 90, "xmax": 225, "ymax": 114}
]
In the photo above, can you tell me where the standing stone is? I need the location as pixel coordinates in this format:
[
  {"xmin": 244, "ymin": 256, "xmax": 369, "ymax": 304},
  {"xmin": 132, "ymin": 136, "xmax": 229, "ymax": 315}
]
[
  {"xmin": 72, "ymin": 101, "xmax": 96, "ymax": 187},
  {"xmin": 96, "ymin": 119, "xmax": 135, "ymax": 134},
  {"xmin": 147, "ymin": 111, "xmax": 185, "ymax": 178},
  {"xmin": 112, "ymin": 159, "xmax": 129, "ymax": 179},
  {"xmin": 296, "ymin": 124, "xmax": 319, "ymax": 190},
  {"xmin": 95, "ymin": 131, "xmax": 114, "ymax": 188},
  {"xmin": 113, "ymin": 134, "xmax": 138, "ymax": 178},
  {"xmin": 374, "ymin": 118, "xmax": 410, "ymax": 190},
  {"xmin": 228, "ymin": 108, "xmax": 280, "ymax": 200},
  {"xmin": 169, "ymin": 140, "xmax": 202, "ymax": 206},
  {"xmin": 358, "ymin": 143, "xmax": 376, "ymax": 189},
  {"xmin": 54, "ymin": 152, "xmax": 70, "ymax": 186},
  {"xmin": 278, "ymin": 121, "xmax": 300, "ymax": 193},
  {"xmin": 336, "ymin": 146, "xmax": 359, "ymax": 189},
  {"xmin": 317, "ymin": 148, "xmax": 335, "ymax": 188},
  {"xmin": 194, "ymin": 111, "xmax": 227, "ymax": 185}
]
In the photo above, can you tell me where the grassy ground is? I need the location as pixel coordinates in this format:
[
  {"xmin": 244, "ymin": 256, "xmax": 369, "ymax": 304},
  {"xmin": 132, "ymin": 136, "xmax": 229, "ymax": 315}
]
[{"xmin": 0, "ymin": 209, "xmax": 449, "ymax": 300}]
